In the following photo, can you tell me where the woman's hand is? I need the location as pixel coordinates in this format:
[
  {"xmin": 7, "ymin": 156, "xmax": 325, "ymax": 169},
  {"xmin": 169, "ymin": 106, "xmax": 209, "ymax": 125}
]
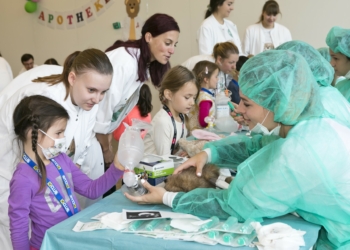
[
  {"xmin": 173, "ymin": 151, "xmax": 208, "ymax": 176},
  {"xmin": 125, "ymin": 180, "xmax": 166, "ymax": 204}
]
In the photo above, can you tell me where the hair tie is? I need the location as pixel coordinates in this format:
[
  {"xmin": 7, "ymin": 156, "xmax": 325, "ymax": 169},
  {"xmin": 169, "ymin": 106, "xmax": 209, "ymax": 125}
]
[{"xmin": 207, "ymin": 5, "xmax": 212, "ymax": 12}]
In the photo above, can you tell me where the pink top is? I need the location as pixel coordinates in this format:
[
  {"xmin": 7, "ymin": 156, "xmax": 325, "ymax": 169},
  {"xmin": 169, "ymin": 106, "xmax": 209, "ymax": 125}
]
[
  {"xmin": 113, "ymin": 105, "xmax": 151, "ymax": 141},
  {"xmin": 198, "ymin": 100, "xmax": 213, "ymax": 127}
]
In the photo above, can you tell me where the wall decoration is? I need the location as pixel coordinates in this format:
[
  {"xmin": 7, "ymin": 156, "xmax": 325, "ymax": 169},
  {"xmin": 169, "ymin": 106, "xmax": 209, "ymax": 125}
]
[
  {"xmin": 36, "ymin": 0, "xmax": 114, "ymax": 29},
  {"xmin": 124, "ymin": 0, "xmax": 141, "ymax": 40}
]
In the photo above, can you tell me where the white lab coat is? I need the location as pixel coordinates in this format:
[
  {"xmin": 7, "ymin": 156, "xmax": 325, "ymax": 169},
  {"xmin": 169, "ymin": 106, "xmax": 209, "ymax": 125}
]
[
  {"xmin": 181, "ymin": 54, "xmax": 215, "ymax": 71},
  {"xmin": 0, "ymin": 66, "xmax": 103, "ymax": 250},
  {"xmin": 0, "ymin": 57, "xmax": 13, "ymax": 92},
  {"xmin": 197, "ymin": 14, "xmax": 243, "ymax": 56},
  {"xmin": 242, "ymin": 22, "xmax": 292, "ymax": 56},
  {"xmin": 18, "ymin": 64, "xmax": 38, "ymax": 76},
  {"xmin": 95, "ymin": 47, "xmax": 143, "ymax": 134}
]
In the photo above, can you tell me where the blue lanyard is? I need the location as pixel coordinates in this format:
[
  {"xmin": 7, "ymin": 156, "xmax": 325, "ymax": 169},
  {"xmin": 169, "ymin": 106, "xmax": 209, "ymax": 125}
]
[
  {"xmin": 22, "ymin": 153, "xmax": 79, "ymax": 217},
  {"xmin": 201, "ymin": 87, "xmax": 215, "ymax": 97}
]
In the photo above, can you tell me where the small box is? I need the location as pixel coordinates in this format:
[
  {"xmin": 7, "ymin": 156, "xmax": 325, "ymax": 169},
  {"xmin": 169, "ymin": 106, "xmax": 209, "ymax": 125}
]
[{"xmin": 135, "ymin": 154, "xmax": 174, "ymax": 186}]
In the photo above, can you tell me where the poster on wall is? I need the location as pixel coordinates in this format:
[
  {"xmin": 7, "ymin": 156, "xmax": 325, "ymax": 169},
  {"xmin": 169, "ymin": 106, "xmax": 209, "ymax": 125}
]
[{"xmin": 37, "ymin": 0, "xmax": 114, "ymax": 29}]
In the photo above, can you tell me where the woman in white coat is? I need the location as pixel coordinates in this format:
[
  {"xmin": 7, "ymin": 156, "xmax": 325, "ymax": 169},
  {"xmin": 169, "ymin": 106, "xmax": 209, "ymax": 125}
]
[
  {"xmin": 96, "ymin": 13, "xmax": 180, "ymax": 164},
  {"xmin": 0, "ymin": 49, "xmax": 113, "ymax": 250},
  {"xmin": 242, "ymin": 0, "xmax": 291, "ymax": 56},
  {"xmin": 198, "ymin": 0, "xmax": 242, "ymax": 56}
]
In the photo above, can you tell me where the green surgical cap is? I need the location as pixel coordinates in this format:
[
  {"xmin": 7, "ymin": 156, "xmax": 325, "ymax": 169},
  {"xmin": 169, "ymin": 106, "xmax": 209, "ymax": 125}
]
[
  {"xmin": 239, "ymin": 50, "xmax": 325, "ymax": 125},
  {"xmin": 326, "ymin": 26, "xmax": 350, "ymax": 58},
  {"xmin": 317, "ymin": 47, "xmax": 331, "ymax": 62},
  {"xmin": 276, "ymin": 41, "xmax": 334, "ymax": 86}
]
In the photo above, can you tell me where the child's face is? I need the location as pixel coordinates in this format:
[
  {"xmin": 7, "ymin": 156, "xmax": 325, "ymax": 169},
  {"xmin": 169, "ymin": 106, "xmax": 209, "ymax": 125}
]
[
  {"xmin": 208, "ymin": 69, "xmax": 219, "ymax": 89},
  {"xmin": 330, "ymin": 49, "xmax": 350, "ymax": 77},
  {"xmin": 38, "ymin": 118, "xmax": 67, "ymax": 148},
  {"xmin": 167, "ymin": 81, "xmax": 198, "ymax": 115},
  {"xmin": 68, "ymin": 70, "xmax": 112, "ymax": 111}
]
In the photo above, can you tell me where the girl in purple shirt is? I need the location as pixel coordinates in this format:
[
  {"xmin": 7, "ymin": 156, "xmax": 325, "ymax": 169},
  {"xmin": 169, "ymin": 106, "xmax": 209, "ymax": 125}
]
[{"xmin": 8, "ymin": 96, "xmax": 124, "ymax": 250}]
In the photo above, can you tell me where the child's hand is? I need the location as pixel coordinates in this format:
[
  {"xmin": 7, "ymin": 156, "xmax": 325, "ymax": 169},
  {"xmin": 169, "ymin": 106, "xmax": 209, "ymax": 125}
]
[{"xmin": 113, "ymin": 153, "xmax": 125, "ymax": 171}]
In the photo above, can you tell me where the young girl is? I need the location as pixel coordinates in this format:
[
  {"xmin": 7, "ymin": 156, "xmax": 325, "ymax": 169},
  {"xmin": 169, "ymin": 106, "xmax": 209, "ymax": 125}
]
[
  {"xmin": 8, "ymin": 96, "xmax": 124, "ymax": 250},
  {"xmin": 326, "ymin": 26, "xmax": 350, "ymax": 102},
  {"xmin": 188, "ymin": 61, "xmax": 219, "ymax": 130},
  {"xmin": 143, "ymin": 66, "xmax": 200, "ymax": 156}
]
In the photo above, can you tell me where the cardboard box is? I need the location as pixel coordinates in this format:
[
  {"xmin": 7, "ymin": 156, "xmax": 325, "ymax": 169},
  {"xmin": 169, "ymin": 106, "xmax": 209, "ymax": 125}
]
[{"xmin": 134, "ymin": 154, "xmax": 174, "ymax": 186}]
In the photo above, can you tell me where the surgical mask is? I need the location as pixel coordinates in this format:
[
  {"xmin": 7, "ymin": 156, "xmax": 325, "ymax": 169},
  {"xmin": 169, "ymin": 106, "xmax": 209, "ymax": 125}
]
[
  {"xmin": 250, "ymin": 111, "xmax": 280, "ymax": 136},
  {"xmin": 345, "ymin": 70, "xmax": 350, "ymax": 79},
  {"xmin": 37, "ymin": 129, "xmax": 66, "ymax": 159}
]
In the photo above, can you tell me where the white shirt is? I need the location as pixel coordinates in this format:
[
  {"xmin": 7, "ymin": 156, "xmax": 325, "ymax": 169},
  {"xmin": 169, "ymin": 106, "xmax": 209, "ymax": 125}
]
[
  {"xmin": 0, "ymin": 57, "xmax": 13, "ymax": 92},
  {"xmin": 243, "ymin": 22, "xmax": 292, "ymax": 56},
  {"xmin": 18, "ymin": 64, "xmax": 38, "ymax": 76},
  {"xmin": 197, "ymin": 15, "xmax": 243, "ymax": 56},
  {"xmin": 143, "ymin": 108, "xmax": 187, "ymax": 156},
  {"xmin": 181, "ymin": 54, "xmax": 215, "ymax": 71},
  {"xmin": 95, "ymin": 47, "xmax": 143, "ymax": 134}
]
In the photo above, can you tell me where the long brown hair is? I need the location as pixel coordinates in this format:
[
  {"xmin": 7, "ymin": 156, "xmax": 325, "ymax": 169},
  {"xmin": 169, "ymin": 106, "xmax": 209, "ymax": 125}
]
[
  {"xmin": 205, "ymin": 0, "xmax": 226, "ymax": 19},
  {"xmin": 158, "ymin": 66, "xmax": 199, "ymax": 105},
  {"xmin": 13, "ymin": 96, "xmax": 69, "ymax": 191},
  {"xmin": 105, "ymin": 13, "xmax": 180, "ymax": 88},
  {"xmin": 258, "ymin": 0, "xmax": 281, "ymax": 23},
  {"xmin": 32, "ymin": 48, "xmax": 113, "ymax": 100},
  {"xmin": 192, "ymin": 61, "xmax": 219, "ymax": 86}
]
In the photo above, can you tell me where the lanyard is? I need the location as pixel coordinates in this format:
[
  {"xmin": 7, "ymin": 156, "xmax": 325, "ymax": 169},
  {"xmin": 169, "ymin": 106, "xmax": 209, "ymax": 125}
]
[
  {"xmin": 22, "ymin": 153, "xmax": 79, "ymax": 217},
  {"xmin": 201, "ymin": 87, "xmax": 215, "ymax": 97},
  {"xmin": 163, "ymin": 105, "xmax": 184, "ymax": 154}
]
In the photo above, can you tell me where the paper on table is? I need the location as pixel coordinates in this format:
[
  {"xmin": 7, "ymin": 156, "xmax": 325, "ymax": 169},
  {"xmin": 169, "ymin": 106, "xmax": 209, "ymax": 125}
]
[{"xmin": 122, "ymin": 209, "xmax": 200, "ymax": 221}]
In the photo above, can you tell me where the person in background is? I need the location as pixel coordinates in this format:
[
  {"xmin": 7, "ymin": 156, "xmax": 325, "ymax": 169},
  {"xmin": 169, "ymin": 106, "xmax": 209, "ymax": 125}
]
[
  {"xmin": 242, "ymin": 0, "xmax": 291, "ymax": 56},
  {"xmin": 198, "ymin": 0, "xmax": 242, "ymax": 56},
  {"xmin": 326, "ymin": 26, "xmax": 350, "ymax": 102},
  {"xmin": 18, "ymin": 53, "xmax": 38, "ymax": 75},
  {"xmin": 188, "ymin": 60, "xmax": 219, "ymax": 130},
  {"xmin": 182, "ymin": 42, "xmax": 239, "ymax": 103},
  {"xmin": 143, "ymin": 66, "xmax": 200, "ymax": 156},
  {"xmin": 227, "ymin": 55, "xmax": 250, "ymax": 104},
  {"xmin": 113, "ymin": 84, "xmax": 153, "ymax": 141},
  {"xmin": 125, "ymin": 50, "xmax": 350, "ymax": 249},
  {"xmin": 44, "ymin": 58, "xmax": 60, "ymax": 66},
  {"xmin": 317, "ymin": 47, "xmax": 345, "ymax": 86},
  {"xmin": 0, "ymin": 53, "xmax": 13, "ymax": 92}
]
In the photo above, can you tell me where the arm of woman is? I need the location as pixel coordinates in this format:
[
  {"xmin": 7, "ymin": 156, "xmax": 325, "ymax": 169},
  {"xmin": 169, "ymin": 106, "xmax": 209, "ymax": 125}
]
[
  {"xmin": 8, "ymin": 172, "xmax": 31, "ymax": 250},
  {"xmin": 198, "ymin": 100, "xmax": 212, "ymax": 127},
  {"xmin": 203, "ymin": 134, "xmax": 280, "ymax": 169}
]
